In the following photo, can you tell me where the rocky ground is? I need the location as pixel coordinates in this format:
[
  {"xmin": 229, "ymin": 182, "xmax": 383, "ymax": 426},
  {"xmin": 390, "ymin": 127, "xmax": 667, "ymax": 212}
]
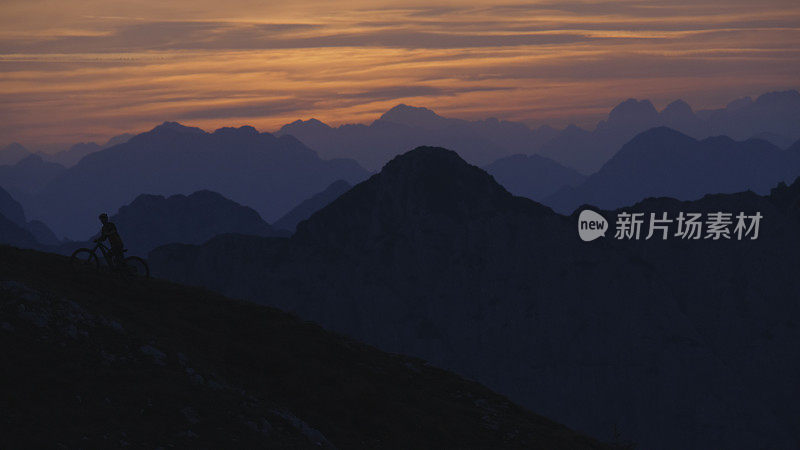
[{"xmin": 0, "ymin": 245, "xmax": 610, "ymax": 449}]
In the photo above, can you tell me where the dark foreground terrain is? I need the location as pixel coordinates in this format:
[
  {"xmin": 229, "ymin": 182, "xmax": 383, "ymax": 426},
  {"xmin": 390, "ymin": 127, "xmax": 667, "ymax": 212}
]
[
  {"xmin": 0, "ymin": 245, "xmax": 609, "ymax": 449},
  {"xmin": 151, "ymin": 147, "xmax": 800, "ymax": 449}
]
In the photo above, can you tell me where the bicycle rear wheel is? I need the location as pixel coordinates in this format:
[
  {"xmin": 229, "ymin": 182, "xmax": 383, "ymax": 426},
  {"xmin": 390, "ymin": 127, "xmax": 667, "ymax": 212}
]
[
  {"xmin": 70, "ymin": 248, "xmax": 99, "ymax": 273},
  {"xmin": 124, "ymin": 256, "xmax": 150, "ymax": 279}
]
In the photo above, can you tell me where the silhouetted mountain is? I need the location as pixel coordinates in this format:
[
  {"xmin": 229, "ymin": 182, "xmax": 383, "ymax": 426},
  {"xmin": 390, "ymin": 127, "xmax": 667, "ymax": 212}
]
[
  {"xmin": 379, "ymin": 104, "xmax": 452, "ymax": 129},
  {"xmin": 0, "ymin": 143, "xmax": 31, "ymax": 166},
  {"xmin": 103, "ymin": 132, "xmax": 135, "ymax": 148},
  {"xmin": 150, "ymin": 146, "xmax": 800, "ymax": 449},
  {"xmin": 0, "ymin": 214, "xmax": 39, "ymax": 248},
  {"xmin": 751, "ymin": 131, "xmax": 795, "ymax": 150},
  {"xmin": 535, "ymin": 125, "xmax": 599, "ymax": 174},
  {"xmin": 545, "ymin": 127, "xmax": 800, "ymax": 214},
  {"xmin": 46, "ymin": 142, "xmax": 100, "ymax": 166},
  {"xmin": 0, "ymin": 154, "xmax": 66, "ymax": 195},
  {"xmin": 25, "ymin": 122, "xmax": 368, "ymax": 239},
  {"xmin": 104, "ymin": 190, "xmax": 283, "ymax": 256},
  {"xmin": 547, "ymin": 90, "xmax": 800, "ymax": 173},
  {"xmin": 786, "ymin": 137, "xmax": 800, "ymax": 153},
  {"xmin": 275, "ymin": 91, "xmax": 799, "ymax": 175},
  {"xmin": 273, "ymin": 180, "xmax": 352, "ymax": 232},
  {"xmin": 24, "ymin": 219, "xmax": 60, "ymax": 246},
  {"xmin": 539, "ymin": 98, "xmax": 697, "ymax": 174},
  {"xmin": 276, "ymin": 105, "xmax": 555, "ymax": 170},
  {"xmin": 0, "ymin": 185, "xmax": 26, "ymax": 226},
  {"xmin": 700, "ymin": 89, "xmax": 800, "ymax": 143},
  {"xmin": 0, "ymin": 186, "xmax": 60, "ymax": 248},
  {"xmin": 599, "ymin": 98, "xmax": 659, "ymax": 131},
  {"xmin": 43, "ymin": 133, "xmax": 135, "ymax": 167},
  {"xmin": 0, "ymin": 245, "xmax": 609, "ymax": 449},
  {"xmin": 484, "ymin": 154, "xmax": 586, "ymax": 200},
  {"xmin": 659, "ymin": 99, "xmax": 708, "ymax": 137}
]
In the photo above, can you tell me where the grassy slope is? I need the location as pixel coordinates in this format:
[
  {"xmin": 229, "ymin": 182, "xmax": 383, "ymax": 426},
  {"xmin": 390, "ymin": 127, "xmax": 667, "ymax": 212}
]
[{"xmin": 0, "ymin": 245, "xmax": 610, "ymax": 449}]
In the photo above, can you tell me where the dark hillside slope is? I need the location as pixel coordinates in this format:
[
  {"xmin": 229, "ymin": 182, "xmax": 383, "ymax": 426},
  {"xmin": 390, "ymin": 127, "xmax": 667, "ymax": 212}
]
[
  {"xmin": 150, "ymin": 147, "xmax": 800, "ymax": 450},
  {"xmin": 0, "ymin": 245, "xmax": 607, "ymax": 449}
]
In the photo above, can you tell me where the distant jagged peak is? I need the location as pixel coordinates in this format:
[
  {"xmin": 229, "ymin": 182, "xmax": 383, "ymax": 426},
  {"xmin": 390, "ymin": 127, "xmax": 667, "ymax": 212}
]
[
  {"xmin": 661, "ymin": 99, "xmax": 694, "ymax": 117},
  {"xmin": 276, "ymin": 118, "xmax": 333, "ymax": 137},
  {"xmin": 605, "ymin": 98, "xmax": 659, "ymax": 126},
  {"xmin": 149, "ymin": 121, "xmax": 207, "ymax": 135},
  {"xmin": 103, "ymin": 133, "xmax": 134, "ymax": 148},
  {"xmin": 16, "ymin": 153, "xmax": 45, "ymax": 165},
  {"xmin": 753, "ymin": 89, "xmax": 800, "ymax": 106},
  {"xmin": 212, "ymin": 125, "xmax": 260, "ymax": 136},
  {"xmin": 725, "ymin": 96, "xmax": 754, "ymax": 111},
  {"xmin": 535, "ymin": 124, "xmax": 558, "ymax": 133},
  {"xmin": 68, "ymin": 141, "xmax": 102, "ymax": 151},
  {"xmin": 302, "ymin": 118, "xmax": 331, "ymax": 129},
  {"xmin": 2, "ymin": 142, "xmax": 29, "ymax": 153},
  {"xmin": 12, "ymin": 152, "xmax": 65, "ymax": 169},
  {"xmin": 562, "ymin": 123, "xmax": 588, "ymax": 135},
  {"xmin": 0, "ymin": 142, "xmax": 32, "ymax": 165},
  {"xmin": 376, "ymin": 104, "xmax": 450, "ymax": 129}
]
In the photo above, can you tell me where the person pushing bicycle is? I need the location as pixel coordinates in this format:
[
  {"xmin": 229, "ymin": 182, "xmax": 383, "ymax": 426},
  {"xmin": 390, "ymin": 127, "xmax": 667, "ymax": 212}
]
[{"xmin": 95, "ymin": 213, "xmax": 125, "ymax": 267}]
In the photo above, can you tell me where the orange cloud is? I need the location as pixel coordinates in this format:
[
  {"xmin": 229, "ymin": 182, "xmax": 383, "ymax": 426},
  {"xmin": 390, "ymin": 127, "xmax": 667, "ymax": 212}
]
[{"xmin": 0, "ymin": 0, "xmax": 798, "ymax": 147}]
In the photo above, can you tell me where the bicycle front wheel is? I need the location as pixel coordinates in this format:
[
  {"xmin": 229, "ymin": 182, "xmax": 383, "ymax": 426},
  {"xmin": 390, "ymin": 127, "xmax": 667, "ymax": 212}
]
[
  {"xmin": 124, "ymin": 256, "xmax": 150, "ymax": 279},
  {"xmin": 70, "ymin": 248, "xmax": 99, "ymax": 273}
]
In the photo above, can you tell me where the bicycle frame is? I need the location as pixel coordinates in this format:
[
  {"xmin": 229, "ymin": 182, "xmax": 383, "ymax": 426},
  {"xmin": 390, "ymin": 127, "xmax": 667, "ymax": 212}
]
[
  {"xmin": 91, "ymin": 241, "xmax": 121, "ymax": 269},
  {"xmin": 71, "ymin": 240, "xmax": 149, "ymax": 279}
]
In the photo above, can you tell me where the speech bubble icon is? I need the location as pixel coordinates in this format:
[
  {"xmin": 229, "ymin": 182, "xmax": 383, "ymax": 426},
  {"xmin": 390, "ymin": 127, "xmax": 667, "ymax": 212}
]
[{"xmin": 577, "ymin": 209, "xmax": 608, "ymax": 242}]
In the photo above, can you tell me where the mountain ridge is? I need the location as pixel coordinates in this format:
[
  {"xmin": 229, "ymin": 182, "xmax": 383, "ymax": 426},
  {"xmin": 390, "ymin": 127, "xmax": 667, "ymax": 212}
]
[
  {"xmin": 103, "ymin": 189, "xmax": 284, "ymax": 256},
  {"xmin": 150, "ymin": 146, "xmax": 800, "ymax": 450},
  {"xmin": 544, "ymin": 127, "xmax": 800, "ymax": 214},
  {"xmin": 23, "ymin": 122, "xmax": 369, "ymax": 239},
  {"xmin": 275, "ymin": 89, "xmax": 800, "ymax": 173}
]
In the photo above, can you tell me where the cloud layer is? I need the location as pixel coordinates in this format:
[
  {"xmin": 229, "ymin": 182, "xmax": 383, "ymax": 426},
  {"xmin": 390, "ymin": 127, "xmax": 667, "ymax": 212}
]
[{"xmin": 1, "ymin": 0, "xmax": 798, "ymax": 147}]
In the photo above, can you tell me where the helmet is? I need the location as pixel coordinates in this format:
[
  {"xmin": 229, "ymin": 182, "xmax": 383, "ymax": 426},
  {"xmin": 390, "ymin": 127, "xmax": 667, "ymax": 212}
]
[{"xmin": 99, "ymin": 213, "xmax": 108, "ymax": 221}]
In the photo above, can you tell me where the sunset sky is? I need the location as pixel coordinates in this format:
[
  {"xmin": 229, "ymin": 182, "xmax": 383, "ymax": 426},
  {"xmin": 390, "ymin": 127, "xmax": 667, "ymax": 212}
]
[{"xmin": 1, "ymin": 0, "xmax": 798, "ymax": 150}]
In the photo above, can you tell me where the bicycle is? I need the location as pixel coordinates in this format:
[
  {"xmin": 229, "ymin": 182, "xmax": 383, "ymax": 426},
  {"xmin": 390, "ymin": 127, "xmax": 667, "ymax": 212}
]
[{"xmin": 70, "ymin": 240, "xmax": 149, "ymax": 279}]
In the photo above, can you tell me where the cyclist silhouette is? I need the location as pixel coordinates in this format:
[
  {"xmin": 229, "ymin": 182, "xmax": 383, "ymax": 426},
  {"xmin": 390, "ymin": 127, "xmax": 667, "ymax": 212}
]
[{"xmin": 95, "ymin": 213, "xmax": 124, "ymax": 267}]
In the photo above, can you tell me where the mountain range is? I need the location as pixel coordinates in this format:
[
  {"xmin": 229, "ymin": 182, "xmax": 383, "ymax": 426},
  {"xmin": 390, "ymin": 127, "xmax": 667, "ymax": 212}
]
[
  {"xmin": 0, "ymin": 143, "xmax": 31, "ymax": 166},
  {"xmin": 277, "ymin": 104, "xmax": 558, "ymax": 171},
  {"xmin": 149, "ymin": 146, "xmax": 800, "ymax": 450},
  {"xmin": 0, "ymin": 134, "xmax": 134, "ymax": 169},
  {"xmin": 275, "ymin": 89, "xmax": 800, "ymax": 174},
  {"xmin": 0, "ymin": 186, "xmax": 59, "ymax": 246},
  {"xmin": 545, "ymin": 128, "xmax": 800, "ymax": 214},
  {"xmin": 0, "ymin": 186, "xmax": 290, "ymax": 257},
  {"xmin": 273, "ymin": 180, "xmax": 353, "ymax": 232},
  {"xmin": 483, "ymin": 154, "xmax": 586, "ymax": 201},
  {"xmin": 0, "ymin": 154, "xmax": 66, "ymax": 198},
  {"xmin": 42, "ymin": 133, "xmax": 135, "ymax": 167},
  {"xmin": 100, "ymin": 190, "xmax": 285, "ymax": 256},
  {"xmin": 3, "ymin": 89, "xmax": 798, "ymax": 179},
  {"xmin": 0, "ymin": 245, "xmax": 609, "ymax": 449},
  {"xmin": 17, "ymin": 122, "xmax": 368, "ymax": 239}
]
